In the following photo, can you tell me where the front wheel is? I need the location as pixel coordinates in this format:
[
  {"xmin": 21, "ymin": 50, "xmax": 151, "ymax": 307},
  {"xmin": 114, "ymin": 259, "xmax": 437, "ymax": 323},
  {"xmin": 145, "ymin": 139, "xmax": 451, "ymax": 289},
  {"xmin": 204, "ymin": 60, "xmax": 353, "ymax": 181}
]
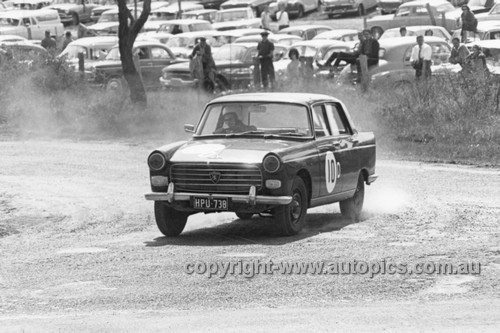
[
  {"xmin": 274, "ymin": 177, "xmax": 308, "ymax": 236},
  {"xmin": 154, "ymin": 202, "xmax": 189, "ymax": 237},
  {"xmin": 339, "ymin": 173, "xmax": 365, "ymax": 221}
]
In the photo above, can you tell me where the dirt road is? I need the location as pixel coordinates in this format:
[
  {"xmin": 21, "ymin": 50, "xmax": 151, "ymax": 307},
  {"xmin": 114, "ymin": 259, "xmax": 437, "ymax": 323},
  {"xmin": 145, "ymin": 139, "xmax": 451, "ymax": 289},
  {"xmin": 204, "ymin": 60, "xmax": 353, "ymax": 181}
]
[{"xmin": 0, "ymin": 140, "xmax": 499, "ymax": 332}]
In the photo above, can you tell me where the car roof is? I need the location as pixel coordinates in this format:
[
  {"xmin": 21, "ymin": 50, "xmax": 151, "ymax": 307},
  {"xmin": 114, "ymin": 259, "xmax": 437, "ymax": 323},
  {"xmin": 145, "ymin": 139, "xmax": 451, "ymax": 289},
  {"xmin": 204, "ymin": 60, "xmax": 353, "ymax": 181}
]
[
  {"xmin": 159, "ymin": 18, "xmax": 211, "ymax": 24},
  {"xmin": 68, "ymin": 36, "xmax": 118, "ymax": 47},
  {"xmin": 386, "ymin": 25, "xmax": 447, "ymax": 32},
  {"xmin": 291, "ymin": 39, "xmax": 349, "ymax": 47},
  {"xmin": 168, "ymin": 30, "xmax": 221, "ymax": 38},
  {"xmin": 208, "ymin": 93, "xmax": 341, "ymax": 105},
  {"xmin": 0, "ymin": 8, "xmax": 58, "ymax": 17},
  {"xmin": 235, "ymin": 33, "xmax": 301, "ymax": 42},
  {"xmin": 280, "ymin": 25, "xmax": 333, "ymax": 32},
  {"xmin": 313, "ymin": 29, "xmax": 359, "ymax": 39},
  {"xmin": 379, "ymin": 36, "xmax": 447, "ymax": 48},
  {"xmin": 183, "ymin": 9, "xmax": 217, "ymax": 14},
  {"xmin": 400, "ymin": 0, "xmax": 450, "ymax": 7},
  {"xmin": 218, "ymin": 7, "xmax": 252, "ymax": 12}
]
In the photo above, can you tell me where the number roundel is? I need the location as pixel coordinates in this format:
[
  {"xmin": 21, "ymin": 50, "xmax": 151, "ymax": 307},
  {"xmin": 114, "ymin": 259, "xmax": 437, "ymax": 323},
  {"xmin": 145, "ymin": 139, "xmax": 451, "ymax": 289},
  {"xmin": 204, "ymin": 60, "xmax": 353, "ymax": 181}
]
[{"xmin": 325, "ymin": 151, "xmax": 337, "ymax": 193}]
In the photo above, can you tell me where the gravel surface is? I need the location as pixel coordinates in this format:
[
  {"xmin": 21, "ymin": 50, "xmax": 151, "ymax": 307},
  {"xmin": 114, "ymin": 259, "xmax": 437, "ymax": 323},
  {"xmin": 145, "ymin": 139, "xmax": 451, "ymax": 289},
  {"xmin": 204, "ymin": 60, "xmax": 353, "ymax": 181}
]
[{"xmin": 0, "ymin": 139, "xmax": 499, "ymax": 331}]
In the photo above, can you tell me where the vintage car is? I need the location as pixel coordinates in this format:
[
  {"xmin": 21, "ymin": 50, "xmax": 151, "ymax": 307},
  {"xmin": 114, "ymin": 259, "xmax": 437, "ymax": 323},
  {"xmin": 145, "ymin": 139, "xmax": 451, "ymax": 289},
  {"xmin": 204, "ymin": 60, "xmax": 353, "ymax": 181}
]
[
  {"xmin": 0, "ymin": 41, "xmax": 49, "ymax": 67},
  {"xmin": 312, "ymin": 29, "xmax": 359, "ymax": 42},
  {"xmin": 336, "ymin": 36, "xmax": 454, "ymax": 86},
  {"xmin": 0, "ymin": 1, "xmax": 15, "ymax": 12},
  {"xmin": 476, "ymin": 2, "xmax": 500, "ymax": 22},
  {"xmin": 464, "ymin": 0, "xmax": 497, "ymax": 15},
  {"xmin": 377, "ymin": 0, "xmax": 413, "ymax": 15},
  {"xmin": 181, "ymin": 8, "xmax": 218, "ymax": 22},
  {"xmin": 0, "ymin": 34, "xmax": 28, "ymax": 43},
  {"xmin": 58, "ymin": 35, "xmax": 117, "ymax": 65},
  {"xmin": 96, "ymin": 6, "xmax": 141, "ymax": 23},
  {"xmin": 212, "ymin": 7, "xmax": 261, "ymax": 31},
  {"xmin": 367, "ymin": 0, "xmax": 462, "ymax": 38},
  {"xmin": 321, "ymin": 0, "xmax": 378, "ymax": 17},
  {"xmin": 380, "ymin": 25, "xmax": 452, "ymax": 41},
  {"xmin": 199, "ymin": 0, "xmax": 229, "ymax": 10},
  {"xmin": 234, "ymin": 33, "xmax": 303, "ymax": 46},
  {"xmin": 145, "ymin": 92, "xmax": 377, "ymax": 236},
  {"xmin": 143, "ymin": 18, "xmax": 213, "ymax": 34},
  {"xmin": 164, "ymin": 30, "xmax": 228, "ymax": 58},
  {"xmin": 149, "ymin": 2, "xmax": 204, "ymax": 21},
  {"xmin": 85, "ymin": 40, "xmax": 185, "ymax": 90},
  {"xmin": 269, "ymin": 0, "xmax": 320, "ymax": 19},
  {"xmin": 0, "ymin": 9, "xmax": 64, "ymax": 40},
  {"xmin": 220, "ymin": 0, "xmax": 275, "ymax": 17},
  {"xmin": 160, "ymin": 42, "xmax": 287, "ymax": 90},
  {"xmin": 451, "ymin": 21, "xmax": 500, "ymax": 42},
  {"xmin": 46, "ymin": 0, "xmax": 98, "ymax": 25},
  {"xmin": 279, "ymin": 24, "xmax": 333, "ymax": 40}
]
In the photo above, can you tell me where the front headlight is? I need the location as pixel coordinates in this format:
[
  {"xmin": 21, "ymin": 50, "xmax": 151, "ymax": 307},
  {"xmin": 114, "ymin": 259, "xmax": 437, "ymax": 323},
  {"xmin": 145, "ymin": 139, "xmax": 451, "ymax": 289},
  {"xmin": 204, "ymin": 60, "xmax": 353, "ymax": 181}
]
[
  {"xmin": 263, "ymin": 154, "xmax": 281, "ymax": 173},
  {"xmin": 148, "ymin": 152, "xmax": 167, "ymax": 171}
]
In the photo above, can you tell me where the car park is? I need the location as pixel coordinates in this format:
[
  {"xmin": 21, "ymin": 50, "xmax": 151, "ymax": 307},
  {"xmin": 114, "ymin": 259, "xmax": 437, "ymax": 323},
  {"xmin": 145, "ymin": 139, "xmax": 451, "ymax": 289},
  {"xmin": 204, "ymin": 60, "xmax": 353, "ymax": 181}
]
[
  {"xmin": 46, "ymin": 0, "xmax": 98, "ymax": 25},
  {"xmin": 220, "ymin": 0, "xmax": 275, "ymax": 17},
  {"xmin": 145, "ymin": 92, "xmax": 377, "ymax": 236},
  {"xmin": 212, "ymin": 7, "xmax": 261, "ymax": 31},
  {"xmin": 268, "ymin": 0, "xmax": 320, "ymax": 19},
  {"xmin": 160, "ymin": 42, "xmax": 287, "ymax": 90},
  {"xmin": 234, "ymin": 33, "xmax": 302, "ymax": 46},
  {"xmin": 321, "ymin": 0, "xmax": 378, "ymax": 17},
  {"xmin": 337, "ymin": 36, "xmax": 453, "ymax": 86},
  {"xmin": 85, "ymin": 40, "xmax": 185, "ymax": 90},
  {"xmin": 279, "ymin": 24, "xmax": 332, "ymax": 40},
  {"xmin": 0, "ymin": 9, "xmax": 64, "ymax": 40},
  {"xmin": 380, "ymin": 25, "xmax": 452, "ymax": 42},
  {"xmin": 367, "ymin": 0, "xmax": 462, "ymax": 39}
]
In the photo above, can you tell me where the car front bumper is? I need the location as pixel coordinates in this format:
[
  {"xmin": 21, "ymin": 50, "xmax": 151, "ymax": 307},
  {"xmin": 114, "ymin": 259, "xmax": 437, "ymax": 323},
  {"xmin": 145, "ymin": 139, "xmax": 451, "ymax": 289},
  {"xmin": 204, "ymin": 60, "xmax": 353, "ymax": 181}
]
[
  {"xmin": 322, "ymin": 4, "xmax": 357, "ymax": 15},
  {"xmin": 145, "ymin": 183, "xmax": 292, "ymax": 206},
  {"xmin": 159, "ymin": 76, "xmax": 197, "ymax": 88}
]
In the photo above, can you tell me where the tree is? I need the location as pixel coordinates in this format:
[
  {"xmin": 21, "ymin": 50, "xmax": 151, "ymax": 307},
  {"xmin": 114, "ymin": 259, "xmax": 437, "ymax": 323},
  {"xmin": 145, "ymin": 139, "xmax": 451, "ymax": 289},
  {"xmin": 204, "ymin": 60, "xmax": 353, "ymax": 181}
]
[{"xmin": 117, "ymin": 0, "xmax": 151, "ymax": 106}]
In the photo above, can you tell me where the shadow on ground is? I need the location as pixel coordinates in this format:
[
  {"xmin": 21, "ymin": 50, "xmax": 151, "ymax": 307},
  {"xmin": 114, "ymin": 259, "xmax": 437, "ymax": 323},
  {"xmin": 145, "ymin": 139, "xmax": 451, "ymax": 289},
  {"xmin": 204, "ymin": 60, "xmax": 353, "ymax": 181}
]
[{"xmin": 144, "ymin": 212, "xmax": 369, "ymax": 247}]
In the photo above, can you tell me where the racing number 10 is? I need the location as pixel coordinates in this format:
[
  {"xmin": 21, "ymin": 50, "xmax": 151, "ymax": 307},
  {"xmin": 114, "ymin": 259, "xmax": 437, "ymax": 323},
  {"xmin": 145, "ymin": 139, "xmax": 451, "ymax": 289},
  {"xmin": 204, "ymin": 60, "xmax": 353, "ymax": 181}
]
[{"xmin": 325, "ymin": 151, "xmax": 337, "ymax": 193}]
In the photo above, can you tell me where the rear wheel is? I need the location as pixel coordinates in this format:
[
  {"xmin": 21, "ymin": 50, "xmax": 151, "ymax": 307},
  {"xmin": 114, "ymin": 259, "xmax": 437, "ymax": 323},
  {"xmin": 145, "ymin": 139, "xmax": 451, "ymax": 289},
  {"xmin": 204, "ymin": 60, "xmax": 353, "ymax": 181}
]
[
  {"xmin": 274, "ymin": 177, "xmax": 308, "ymax": 236},
  {"xmin": 154, "ymin": 202, "xmax": 189, "ymax": 237},
  {"xmin": 339, "ymin": 173, "xmax": 365, "ymax": 221},
  {"xmin": 236, "ymin": 213, "xmax": 254, "ymax": 220}
]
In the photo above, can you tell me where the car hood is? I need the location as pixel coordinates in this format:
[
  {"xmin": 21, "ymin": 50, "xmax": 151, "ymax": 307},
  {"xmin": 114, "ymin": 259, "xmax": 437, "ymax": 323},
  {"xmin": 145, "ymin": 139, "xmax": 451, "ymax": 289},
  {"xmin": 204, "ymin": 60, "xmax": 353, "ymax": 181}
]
[
  {"xmin": 170, "ymin": 138, "xmax": 302, "ymax": 163},
  {"xmin": 368, "ymin": 14, "xmax": 395, "ymax": 23}
]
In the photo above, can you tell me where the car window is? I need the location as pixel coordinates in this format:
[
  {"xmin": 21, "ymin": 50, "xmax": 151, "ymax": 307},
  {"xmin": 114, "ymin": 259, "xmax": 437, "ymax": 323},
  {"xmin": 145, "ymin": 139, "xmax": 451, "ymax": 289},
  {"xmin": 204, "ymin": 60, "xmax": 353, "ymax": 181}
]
[
  {"xmin": 395, "ymin": 6, "xmax": 411, "ymax": 17},
  {"xmin": 312, "ymin": 105, "xmax": 330, "ymax": 137},
  {"xmin": 151, "ymin": 47, "xmax": 170, "ymax": 59},
  {"xmin": 324, "ymin": 103, "xmax": 349, "ymax": 136},
  {"xmin": 414, "ymin": 6, "xmax": 428, "ymax": 16},
  {"xmin": 135, "ymin": 47, "xmax": 149, "ymax": 59}
]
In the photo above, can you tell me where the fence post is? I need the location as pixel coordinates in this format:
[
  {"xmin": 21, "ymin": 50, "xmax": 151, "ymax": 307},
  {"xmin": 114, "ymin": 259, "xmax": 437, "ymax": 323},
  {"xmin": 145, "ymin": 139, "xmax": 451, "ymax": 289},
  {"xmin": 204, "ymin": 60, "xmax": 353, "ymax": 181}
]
[
  {"xmin": 78, "ymin": 52, "xmax": 84, "ymax": 80},
  {"xmin": 359, "ymin": 54, "xmax": 369, "ymax": 92}
]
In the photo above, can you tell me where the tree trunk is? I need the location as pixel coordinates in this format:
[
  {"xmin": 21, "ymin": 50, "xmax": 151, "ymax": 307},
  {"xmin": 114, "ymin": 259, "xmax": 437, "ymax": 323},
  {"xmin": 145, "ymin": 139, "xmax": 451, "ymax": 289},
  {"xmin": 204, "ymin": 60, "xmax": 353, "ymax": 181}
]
[{"xmin": 117, "ymin": 0, "xmax": 151, "ymax": 107}]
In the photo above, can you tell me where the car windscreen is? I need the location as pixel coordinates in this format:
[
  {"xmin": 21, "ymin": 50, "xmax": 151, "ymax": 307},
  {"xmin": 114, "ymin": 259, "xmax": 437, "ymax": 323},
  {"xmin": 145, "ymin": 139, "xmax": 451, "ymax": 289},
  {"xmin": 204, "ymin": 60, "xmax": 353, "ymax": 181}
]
[
  {"xmin": 197, "ymin": 102, "xmax": 312, "ymax": 137},
  {"xmin": 0, "ymin": 17, "xmax": 20, "ymax": 26},
  {"xmin": 213, "ymin": 44, "xmax": 248, "ymax": 61}
]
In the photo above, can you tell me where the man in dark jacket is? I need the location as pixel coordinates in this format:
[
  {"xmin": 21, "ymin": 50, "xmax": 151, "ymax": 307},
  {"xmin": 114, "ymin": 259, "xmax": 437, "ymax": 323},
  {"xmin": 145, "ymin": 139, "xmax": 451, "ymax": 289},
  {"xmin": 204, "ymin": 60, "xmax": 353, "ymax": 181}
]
[
  {"xmin": 41, "ymin": 30, "xmax": 56, "ymax": 51},
  {"xmin": 257, "ymin": 31, "xmax": 275, "ymax": 89},
  {"xmin": 190, "ymin": 37, "xmax": 216, "ymax": 87},
  {"xmin": 355, "ymin": 29, "xmax": 379, "ymax": 81},
  {"xmin": 461, "ymin": 5, "xmax": 478, "ymax": 43}
]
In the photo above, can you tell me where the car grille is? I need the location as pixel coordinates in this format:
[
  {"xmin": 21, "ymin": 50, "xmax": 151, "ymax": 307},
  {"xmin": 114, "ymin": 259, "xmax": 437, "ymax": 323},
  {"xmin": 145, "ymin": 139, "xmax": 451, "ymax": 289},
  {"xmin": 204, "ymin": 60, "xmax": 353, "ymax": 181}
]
[{"xmin": 171, "ymin": 163, "xmax": 263, "ymax": 194}]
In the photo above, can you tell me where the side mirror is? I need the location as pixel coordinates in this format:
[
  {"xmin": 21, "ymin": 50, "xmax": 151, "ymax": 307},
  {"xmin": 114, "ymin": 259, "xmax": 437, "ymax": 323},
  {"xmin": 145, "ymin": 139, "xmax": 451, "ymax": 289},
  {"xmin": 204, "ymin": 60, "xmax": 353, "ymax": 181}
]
[{"xmin": 184, "ymin": 124, "xmax": 195, "ymax": 133}]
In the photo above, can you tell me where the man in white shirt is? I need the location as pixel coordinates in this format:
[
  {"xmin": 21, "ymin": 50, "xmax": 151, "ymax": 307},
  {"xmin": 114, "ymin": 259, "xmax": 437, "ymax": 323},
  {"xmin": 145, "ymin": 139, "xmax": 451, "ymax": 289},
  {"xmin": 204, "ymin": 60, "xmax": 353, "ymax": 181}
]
[
  {"xmin": 410, "ymin": 35, "xmax": 433, "ymax": 79},
  {"xmin": 276, "ymin": 2, "xmax": 289, "ymax": 31}
]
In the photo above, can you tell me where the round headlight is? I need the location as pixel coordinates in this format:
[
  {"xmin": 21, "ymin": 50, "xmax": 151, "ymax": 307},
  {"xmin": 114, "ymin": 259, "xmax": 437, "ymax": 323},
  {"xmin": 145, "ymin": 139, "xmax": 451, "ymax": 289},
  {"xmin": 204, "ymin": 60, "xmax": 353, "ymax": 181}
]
[
  {"xmin": 263, "ymin": 154, "xmax": 281, "ymax": 173},
  {"xmin": 148, "ymin": 152, "xmax": 166, "ymax": 171}
]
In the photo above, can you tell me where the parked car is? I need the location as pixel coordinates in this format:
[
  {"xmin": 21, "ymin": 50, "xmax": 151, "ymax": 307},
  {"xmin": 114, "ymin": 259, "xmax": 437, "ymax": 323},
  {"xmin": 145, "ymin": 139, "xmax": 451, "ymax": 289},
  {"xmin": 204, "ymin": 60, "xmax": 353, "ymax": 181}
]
[
  {"xmin": 46, "ymin": 0, "xmax": 98, "ymax": 25},
  {"xmin": 380, "ymin": 25, "xmax": 452, "ymax": 42},
  {"xmin": 145, "ymin": 92, "xmax": 377, "ymax": 236},
  {"xmin": 97, "ymin": 6, "xmax": 141, "ymax": 23},
  {"xmin": 321, "ymin": 0, "xmax": 378, "ymax": 17},
  {"xmin": 90, "ymin": 0, "xmax": 121, "ymax": 22},
  {"xmin": 312, "ymin": 29, "xmax": 360, "ymax": 42},
  {"xmin": 0, "ymin": 34, "xmax": 28, "ymax": 43},
  {"xmin": 212, "ymin": 7, "xmax": 261, "ymax": 31},
  {"xmin": 367, "ymin": 0, "xmax": 462, "ymax": 39},
  {"xmin": 160, "ymin": 42, "xmax": 287, "ymax": 90},
  {"xmin": 337, "ymin": 36, "xmax": 453, "ymax": 86},
  {"xmin": 199, "ymin": 0, "xmax": 228, "ymax": 10},
  {"xmin": 377, "ymin": 0, "xmax": 413, "ymax": 15},
  {"xmin": 84, "ymin": 21, "xmax": 119, "ymax": 35},
  {"xmin": 137, "ymin": 31, "xmax": 173, "ymax": 44},
  {"xmin": 451, "ymin": 21, "xmax": 500, "ymax": 42},
  {"xmin": 0, "ymin": 1, "xmax": 15, "ymax": 12},
  {"xmin": 149, "ymin": 2, "xmax": 204, "ymax": 21},
  {"xmin": 279, "ymin": 24, "xmax": 332, "ymax": 40},
  {"xmin": 234, "ymin": 33, "xmax": 303, "ymax": 46},
  {"xmin": 181, "ymin": 8, "xmax": 218, "ymax": 22},
  {"xmin": 85, "ymin": 40, "xmax": 186, "ymax": 90},
  {"xmin": 463, "ymin": 0, "xmax": 497, "ymax": 15},
  {"xmin": 220, "ymin": 0, "xmax": 275, "ymax": 17},
  {"xmin": 58, "ymin": 35, "xmax": 118, "ymax": 66},
  {"xmin": 0, "ymin": 41, "xmax": 49, "ymax": 67},
  {"xmin": 0, "ymin": 9, "xmax": 64, "ymax": 40},
  {"xmin": 269, "ymin": 0, "xmax": 320, "ymax": 19},
  {"xmin": 143, "ymin": 18, "xmax": 214, "ymax": 34},
  {"xmin": 165, "ymin": 30, "xmax": 227, "ymax": 58},
  {"xmin": 476, "ymin": 2, "xmax": 500, "ymax": 22}
]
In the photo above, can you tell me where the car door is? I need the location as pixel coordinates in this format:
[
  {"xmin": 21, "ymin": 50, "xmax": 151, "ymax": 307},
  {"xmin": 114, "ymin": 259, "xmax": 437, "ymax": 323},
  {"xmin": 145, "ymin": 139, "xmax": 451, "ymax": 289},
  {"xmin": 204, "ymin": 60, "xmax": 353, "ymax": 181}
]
[
  {"xmin": 148, "ymin": 46, "xmax": 177, "ymax": 86},
  {"xmin": 28, "ymin": 16, "xmax": 44, "ymax": 40}
]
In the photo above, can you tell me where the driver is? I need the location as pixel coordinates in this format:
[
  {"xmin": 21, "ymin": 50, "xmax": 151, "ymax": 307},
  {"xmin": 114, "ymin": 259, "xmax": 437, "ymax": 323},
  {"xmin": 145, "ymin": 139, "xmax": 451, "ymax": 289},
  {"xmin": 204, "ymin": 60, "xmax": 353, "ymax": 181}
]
[{"xmin": 215, "ymin": 111, "xmax": 253, "ymax": 134}]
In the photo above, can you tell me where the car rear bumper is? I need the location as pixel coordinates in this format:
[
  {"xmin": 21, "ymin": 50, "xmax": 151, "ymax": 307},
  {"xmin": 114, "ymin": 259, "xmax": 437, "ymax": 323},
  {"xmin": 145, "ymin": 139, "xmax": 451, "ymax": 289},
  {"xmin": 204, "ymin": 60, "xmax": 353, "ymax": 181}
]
[{"xmin": 145, "ymin": 183, "xmax": 292, "ymax": 206}]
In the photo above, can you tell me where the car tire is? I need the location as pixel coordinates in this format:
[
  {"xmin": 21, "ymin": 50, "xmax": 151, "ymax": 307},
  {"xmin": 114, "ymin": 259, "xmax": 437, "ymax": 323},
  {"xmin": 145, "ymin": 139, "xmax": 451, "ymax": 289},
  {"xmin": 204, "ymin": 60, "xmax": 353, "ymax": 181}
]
[
  {"xmin": 339, "ymin": 173, "xmax": 365, "ymax": 221},
  {"xmin": 274, "ymin": 177, "xmax": 308, "ymax": 236},
  {"xmin": 106, "ymin": 77, "xmax": 124, "ymax": 92},
  {"xmin": 71, "ymin": 13, "xmax": 79, "ymax": 26},
  {"xmin": 236, "ymin": 212, "xmax": 254, "ymax": 220},
  {"xmin": 358, "ymin": 4, "xmax": 365, "ymax": 16},
  {"xmin": 154, "ymin": 201, "xmax": 189, "ymax": 237},
  {"xmin": 371, "ymin": 26, "xmax": 383, "ymax": 39}
]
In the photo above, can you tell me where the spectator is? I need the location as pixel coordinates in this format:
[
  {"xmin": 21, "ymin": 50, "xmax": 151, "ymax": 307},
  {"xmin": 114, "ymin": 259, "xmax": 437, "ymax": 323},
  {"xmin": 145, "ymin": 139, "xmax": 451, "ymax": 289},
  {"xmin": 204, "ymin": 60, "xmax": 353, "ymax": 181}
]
[
  {"xmin": 257, "ymin": 31, "xmax": 275, "ymax": 89},
  {"xmin": 41, "ymin": 30, "xmax": 56, "ymax": 51},
  {"xmin": 189, "ymin": 37, "xmax": 216, "ymax": 88},
  {"xmin": 400, "ymin": 26, "xmax": 407, "ymax": 37},
  {"xmin": 356, "ymin": 29, "xmax": 379, "ymax": 81},
  {"xmin": 461, "ymin": 5, "xmax": 478, "ymax": 43},
  {"xmin": 318, "ymin": 31, "xmax": 365, "ymax": 70},
  {"xmin": 286, "ymin": 47, "xmax": 301, "ymax": 80},
  {"xmin": 425, "ymin": 29, "xmax": 433, "ymax": 36},
  {"xmin": 61, "ymin": 31, "xmax": 73, "ymax": 51},
  {"xmin": 410, "ymin": 35, "xmax": 432, "ymax": 80},
  {"xmin": 261, "ymin": 6, "xmax": 271, "ymax": 31},
  {"xmin": 276, "ymin": 2, "xmax": 289, "ymax": 30},
  {"xmin": 466, "ymin": 44, "xmax": 488, "ymax": 76},
  {"xmin": 449, "ymin": 37, "xmax": 470, "ymax": 68}
]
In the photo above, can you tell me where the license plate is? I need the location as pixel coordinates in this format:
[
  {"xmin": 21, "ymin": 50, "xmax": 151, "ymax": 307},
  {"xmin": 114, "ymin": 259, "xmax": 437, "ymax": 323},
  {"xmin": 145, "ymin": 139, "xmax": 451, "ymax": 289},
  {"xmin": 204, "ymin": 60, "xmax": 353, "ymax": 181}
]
[{"xmin": 191, "ymin": 197, "xmax": 229, "ymax": 210}]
